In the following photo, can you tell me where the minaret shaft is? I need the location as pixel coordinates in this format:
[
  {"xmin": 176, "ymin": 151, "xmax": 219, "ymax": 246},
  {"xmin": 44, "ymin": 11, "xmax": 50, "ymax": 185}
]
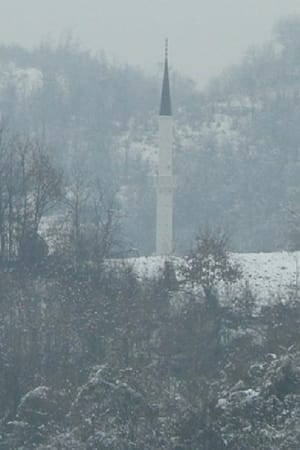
[
  {"xmin": 158, "ymin": 117, "xmax": 173, "ymax": 175},
  {"xmin": 156, "ymin": 112, "xmax": 174, "ymax": 255}
]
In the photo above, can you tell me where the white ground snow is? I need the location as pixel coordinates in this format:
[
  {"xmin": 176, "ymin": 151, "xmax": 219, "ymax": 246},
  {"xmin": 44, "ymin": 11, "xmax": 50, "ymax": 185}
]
[
  {"xmin": 0, "ymin": 64, "xmax": 43, "ymax": 98},
  {"xmin": 128, "ymin": 251, "xmax": 300, "ymax": 303},
  {"xmin": 233, "ymin": 251, "xmax": 300, "ymax": 301}
]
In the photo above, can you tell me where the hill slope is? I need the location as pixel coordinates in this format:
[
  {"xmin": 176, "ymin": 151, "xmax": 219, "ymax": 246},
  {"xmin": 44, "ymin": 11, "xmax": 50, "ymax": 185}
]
[{"xmin": 1, "ymin": 19, "xmax": 300, "ymax": 254}]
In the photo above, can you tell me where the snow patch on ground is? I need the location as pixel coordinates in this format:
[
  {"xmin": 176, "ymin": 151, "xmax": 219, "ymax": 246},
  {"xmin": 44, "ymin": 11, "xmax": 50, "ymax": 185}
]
[
  {"xmin": 233, "ymin": 251, "xmax": 300, "ymax": 301},
  {"xmin": 128, "ymin": 256, "xmax": 179, "ymax": 279},
  {"xmin": 13, "ymin": 67, "xmax": 43, "ymax": 98},
  {"xmin": 0, "ymin": 64, "xmax": 43, "ymax": 98},
  {"xmin": 128, "ymin": 251, "xmax": 300, "ymax": 303}
]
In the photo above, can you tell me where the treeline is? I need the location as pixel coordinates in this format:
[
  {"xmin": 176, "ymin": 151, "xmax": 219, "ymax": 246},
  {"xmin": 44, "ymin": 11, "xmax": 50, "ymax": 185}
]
[
  {"xmin": 0, "ymin": 38, "xmax": 202, "ymax": 255},
  {"xmin": 0, "ymin": 128, "xmax": 61, "ymax": 264},
  {"xmin": 1, "ymin": 21, "xmax": 300, "ymax": 447},
  {"xmin": 175, "ymin": 15, "xmax": 300, "ymax": 252},
  {"xmin": 0, "ymin": 124, "xmax": 123, "ymax": 268},
  {"xmin": 2, "ymin": 19, "xmax": 300, "ymax": 253},
  {"xmin": 4, "ymin": 23, "xmax": 300, "ymax": 253},
  {"xmin": 1, "ymin": 242, "xmax": 300, "ymax": 448}
]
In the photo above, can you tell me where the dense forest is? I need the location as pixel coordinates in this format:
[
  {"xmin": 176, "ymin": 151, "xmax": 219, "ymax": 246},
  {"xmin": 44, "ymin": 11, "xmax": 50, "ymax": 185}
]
[
  {"xmin": 1, "ymin": 233, "xmax": 300, "ymax": 449},
  {"xmin": 1, "ymin": 17, "xmax": 300, "ymax": 253},
  {"xmin": 1, "ymin": 15, "xmax": 300, "ymax": 449}
]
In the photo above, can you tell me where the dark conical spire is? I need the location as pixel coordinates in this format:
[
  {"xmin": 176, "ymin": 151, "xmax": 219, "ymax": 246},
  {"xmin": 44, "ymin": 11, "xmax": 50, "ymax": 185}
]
[{"xmin": 159, "ymin": 39, "xmax": 172, "ymax": 116}]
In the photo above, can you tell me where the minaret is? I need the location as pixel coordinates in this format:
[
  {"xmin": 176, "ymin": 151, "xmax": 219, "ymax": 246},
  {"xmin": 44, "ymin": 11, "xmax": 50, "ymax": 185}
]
[{"xmin": 156, "ymin": 39, "xmax": 175, "ymax": 255}]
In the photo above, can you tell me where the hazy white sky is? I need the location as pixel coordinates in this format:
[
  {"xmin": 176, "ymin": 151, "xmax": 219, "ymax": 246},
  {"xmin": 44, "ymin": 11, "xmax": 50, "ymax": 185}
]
[{"xmin": 1, "ymin": 0, "xmax": 300, "ymax": 86}]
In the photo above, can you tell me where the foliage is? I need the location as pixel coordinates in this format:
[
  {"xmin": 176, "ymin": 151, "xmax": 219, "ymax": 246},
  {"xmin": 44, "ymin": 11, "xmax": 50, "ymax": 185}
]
[
  {"xmin": 1, "ymin": 251, "xmax": 300, "ymax": 448},
  {"xmin": 181, "ymin": 229, "xmax": 242, "ymax": 299},
  {"xmin": 2, "ymin": 16, "xmax": 300, "ymax": 449},
  {"xmin": 0, "ymin": 128, "xmax": 62, "ymax": 264}
]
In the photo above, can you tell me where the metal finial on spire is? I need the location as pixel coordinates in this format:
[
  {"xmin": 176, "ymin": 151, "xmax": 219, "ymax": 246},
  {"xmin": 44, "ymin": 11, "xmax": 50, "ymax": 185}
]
[{"xmin": 165, "ymin": 38, "xmax": 168, "ymax": 60}]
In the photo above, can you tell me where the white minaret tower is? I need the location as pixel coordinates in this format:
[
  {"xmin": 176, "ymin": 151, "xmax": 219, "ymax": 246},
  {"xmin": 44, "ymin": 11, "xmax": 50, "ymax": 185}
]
[{"xmin": 156, "ymin": 39, "xmax": 175, "ymax": 255}]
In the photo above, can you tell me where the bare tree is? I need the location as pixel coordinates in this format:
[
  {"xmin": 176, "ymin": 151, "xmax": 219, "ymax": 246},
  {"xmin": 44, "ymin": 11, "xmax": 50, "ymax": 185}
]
[
  {"xmin": 181, "ymin": 228, "xmax": 242, "ymax": 303},
  {"xmin": 63, "ymin": 163, "xmax": 122, "ymax": 270},
  {"xmin": 0, "ymin": 128, "xmax": 62, "ymax": 264}
]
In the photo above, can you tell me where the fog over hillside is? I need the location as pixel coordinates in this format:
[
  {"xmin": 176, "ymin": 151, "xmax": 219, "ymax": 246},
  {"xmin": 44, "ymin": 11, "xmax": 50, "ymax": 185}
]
[
  {"xmin": 2, "ymin": 7, "xmax": 300, "ymax": 450},
  {"xmin": 1, "ymin": 0, "xmax": 300, "ymax": 85},
  {"xmin": 1, "ymin": 18, "xmax": 300, "ymax": 253}
]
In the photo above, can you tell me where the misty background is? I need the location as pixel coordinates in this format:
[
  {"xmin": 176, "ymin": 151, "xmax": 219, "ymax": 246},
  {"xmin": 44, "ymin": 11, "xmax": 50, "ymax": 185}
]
[
  {"xmin": 0, "ymin": 1, "xmax": 299, "ymax": 254},
  {"xmin": 2, "ymin": 2, "xmax": 300, "ymax": 449},
  {"xmin": 1, "ymin": 0, "xmax": 300, "ymax": 86}
]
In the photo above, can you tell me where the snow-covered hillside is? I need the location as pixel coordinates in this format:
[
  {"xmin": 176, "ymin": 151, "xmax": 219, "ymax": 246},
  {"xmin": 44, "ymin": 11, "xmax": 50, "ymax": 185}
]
[
  {"xmin": 233, "ymin": 251, "xmax": 300, "ymax": 301},
  {"xmin": 128, "ymin": 251, "xmax": 300, "ymax": 303},
  {"xmin": 0, "ymin": 63, "xmax": 43, "ymax": 99}
]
